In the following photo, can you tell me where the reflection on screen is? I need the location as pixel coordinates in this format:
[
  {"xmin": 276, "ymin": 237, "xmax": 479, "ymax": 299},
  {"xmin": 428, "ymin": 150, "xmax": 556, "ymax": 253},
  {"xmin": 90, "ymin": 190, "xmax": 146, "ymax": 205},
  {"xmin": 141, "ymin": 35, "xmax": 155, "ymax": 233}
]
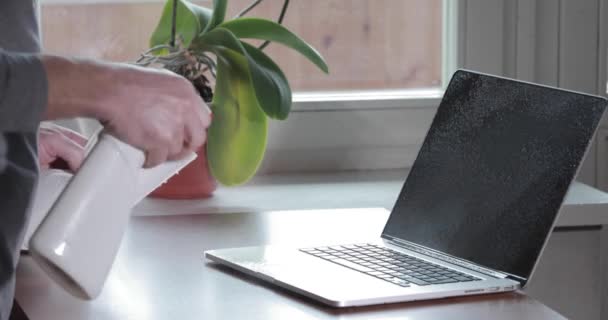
[{"xmin": 383, "ymin": 71, "xmax": 607, "ymax": 279}]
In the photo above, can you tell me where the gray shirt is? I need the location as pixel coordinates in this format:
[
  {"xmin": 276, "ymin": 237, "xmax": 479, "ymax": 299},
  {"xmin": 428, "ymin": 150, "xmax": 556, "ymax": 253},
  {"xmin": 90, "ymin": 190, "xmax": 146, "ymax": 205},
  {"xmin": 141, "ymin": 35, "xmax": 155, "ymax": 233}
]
[{"xmin": 0, "ymin": 1, "xmax": 48, "ymax": 319}]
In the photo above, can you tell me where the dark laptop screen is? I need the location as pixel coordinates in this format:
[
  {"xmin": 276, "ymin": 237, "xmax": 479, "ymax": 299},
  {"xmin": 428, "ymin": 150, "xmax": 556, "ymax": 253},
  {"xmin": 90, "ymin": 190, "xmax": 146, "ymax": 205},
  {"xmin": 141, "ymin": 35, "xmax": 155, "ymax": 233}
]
[{"xmin": 382, "ymin": 70, "xmax": 607, "ymax": 280}]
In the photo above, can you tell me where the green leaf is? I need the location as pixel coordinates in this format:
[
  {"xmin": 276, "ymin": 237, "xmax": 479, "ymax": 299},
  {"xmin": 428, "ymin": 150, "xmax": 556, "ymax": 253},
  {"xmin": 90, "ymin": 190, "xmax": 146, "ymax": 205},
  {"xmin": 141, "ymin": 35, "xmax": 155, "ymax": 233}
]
[
  {"xmin": 203, "ymin": 0, "xmax": 228, "ymax": 33},
  {"xmin": 241, "ymin": 42, "xmax": 292, "ymax": 119},
  {"xmin": 207, "ymin": 51, "xmax": 268, "ymax": 186},
  {"xmin": 219, "ymin": 18, "xmax": 329, "ymax": 74},
  {"xmin": 149, "ymin": 0, "xmax": 211, "ymax": 49},
  {"xmin": 193, "ymin": 28, "xmax": 292, "ymax": 119}
]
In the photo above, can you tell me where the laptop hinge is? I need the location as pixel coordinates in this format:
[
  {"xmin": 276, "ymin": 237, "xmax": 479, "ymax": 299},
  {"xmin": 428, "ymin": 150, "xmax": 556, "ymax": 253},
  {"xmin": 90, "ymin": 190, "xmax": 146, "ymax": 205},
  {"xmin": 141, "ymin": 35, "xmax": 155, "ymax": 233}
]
[
  {"xmin": 506, "ymin": 274, "xmax": 526, "ymax": 284},
  {"xmin": 385, "ymin": 237, "xmax": 515, "ymax": 280}
]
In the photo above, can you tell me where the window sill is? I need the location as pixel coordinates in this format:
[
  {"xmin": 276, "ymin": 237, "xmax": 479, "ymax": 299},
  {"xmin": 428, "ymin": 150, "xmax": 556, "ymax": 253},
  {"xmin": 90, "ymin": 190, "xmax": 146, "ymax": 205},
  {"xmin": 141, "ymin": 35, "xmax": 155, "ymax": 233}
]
[
  {"xmin": 292, "ymin": 88, "xmax": 443, "ymax": 112},
  {"xmin": 134, "ymin": 169, "xmax": 608, "ymax": 228}
]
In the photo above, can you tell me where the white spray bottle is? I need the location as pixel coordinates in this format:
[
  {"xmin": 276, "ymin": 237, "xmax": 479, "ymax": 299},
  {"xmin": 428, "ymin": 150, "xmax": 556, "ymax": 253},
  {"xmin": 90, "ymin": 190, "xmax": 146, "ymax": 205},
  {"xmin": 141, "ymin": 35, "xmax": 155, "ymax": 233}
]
[{"xmin": 27, "ymin": 133, "xmax": 196, "ymax": 299}]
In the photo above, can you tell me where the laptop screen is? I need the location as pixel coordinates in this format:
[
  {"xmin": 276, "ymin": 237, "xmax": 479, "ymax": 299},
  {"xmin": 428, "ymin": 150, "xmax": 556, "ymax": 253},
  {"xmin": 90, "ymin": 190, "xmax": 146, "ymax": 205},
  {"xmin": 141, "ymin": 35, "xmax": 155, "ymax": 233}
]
[{"xmin": 382, "ymin": 70, "xmax": 607, "ymax": 281}]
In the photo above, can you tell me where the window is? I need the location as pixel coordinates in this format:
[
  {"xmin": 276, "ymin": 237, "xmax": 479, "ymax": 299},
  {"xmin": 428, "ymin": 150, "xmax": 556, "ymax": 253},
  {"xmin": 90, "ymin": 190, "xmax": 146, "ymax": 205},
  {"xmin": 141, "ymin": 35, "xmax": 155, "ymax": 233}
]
[
  {"xmin": 40, "ymin": 0, "xmax": 445, "ymax": 94},
  {"xmin": 39, "ymin": 0, "xmax": 453, "ymax": 173},
  {"xmin": 40, "ymin": 0, "xmax": 608, "ymax": 181}
]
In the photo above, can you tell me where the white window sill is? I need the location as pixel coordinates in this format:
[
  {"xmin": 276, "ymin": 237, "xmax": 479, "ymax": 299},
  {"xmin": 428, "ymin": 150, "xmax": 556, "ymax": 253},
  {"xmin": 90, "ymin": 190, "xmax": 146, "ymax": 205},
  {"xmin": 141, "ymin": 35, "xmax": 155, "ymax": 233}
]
[
  {"xmin": 134, "ymin": 169, "xmax": 608, "ymax": 228},
  {"xmin": 292, "ymin": 88, "xmax": 443, "ymax": 112}
]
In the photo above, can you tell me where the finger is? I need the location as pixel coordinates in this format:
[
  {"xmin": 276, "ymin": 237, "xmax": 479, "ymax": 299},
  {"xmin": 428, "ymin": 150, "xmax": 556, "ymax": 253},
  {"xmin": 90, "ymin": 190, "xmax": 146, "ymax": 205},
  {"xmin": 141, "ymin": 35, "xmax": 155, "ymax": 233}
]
[
  {"xmin": 185, "ymin": 104, "xmax": 206, "ymax": 152},
  {"xmin": 144, "ymin": 147, "xmax": 169, "ymax": 168},
  {"xmin": 167, "ymin": 127, "xmax": 185, "ymax": 160},
  {"xmin": 40, "ymin": 123, "xmax": 88, "ymax": 147},
  {"xmin": 38, "ymin": 131, "xmax": 56, "ymax": 167},
  {"xmin": 173, "ymin": 129, "xmax": 205, "ymax": 160},
  {"xmin": 57, "ymin": 127, "xmax": 88, "ymax": 147},
  {"xmin": 48, "ymin": 134, "xmax": 86, "ymax": 172},
  {"xmin": 199, "ymin": 100, "xmax": 212, "ymax": 128},
  {"xmin": 190, "ymin": 91, "xmax": 211, "ymax": 129}
]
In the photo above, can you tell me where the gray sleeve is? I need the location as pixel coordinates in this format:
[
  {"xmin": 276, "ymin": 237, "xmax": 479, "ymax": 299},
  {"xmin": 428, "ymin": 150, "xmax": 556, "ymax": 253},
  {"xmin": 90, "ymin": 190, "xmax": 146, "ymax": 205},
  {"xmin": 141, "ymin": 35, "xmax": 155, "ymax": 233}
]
[
  {"xmin": 0, "ymin": 133, "xmax": 38, "ymax": 320},
  {"xmin": 0, "ymin": 50, "xmax": 48, "ymax": 131},
  {"xmin": 0, "ymin": 1, "xmax": 44, "ymax": 318}
]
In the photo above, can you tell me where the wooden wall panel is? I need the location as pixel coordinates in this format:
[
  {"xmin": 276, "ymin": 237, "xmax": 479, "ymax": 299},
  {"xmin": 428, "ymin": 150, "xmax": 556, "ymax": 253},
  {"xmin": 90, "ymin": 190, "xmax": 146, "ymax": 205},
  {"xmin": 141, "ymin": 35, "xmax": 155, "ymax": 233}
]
[
  {"xmin": 40, "ymin": 0, "xmax": 442, "ymax": 92},
  {"xmin": 462, "ymin": 0, "xmax": 506, "ymax": 75},
  {"xmin": 559, "ymin": 0, "xmax": 601, "ymax": 185},
  {"xmin": 534, "ymin": 0, "xmax": 560, "ymax": 87},
  {"xmin": 558, "ymin": 0, "xmax": 600, "ymax": 93}
]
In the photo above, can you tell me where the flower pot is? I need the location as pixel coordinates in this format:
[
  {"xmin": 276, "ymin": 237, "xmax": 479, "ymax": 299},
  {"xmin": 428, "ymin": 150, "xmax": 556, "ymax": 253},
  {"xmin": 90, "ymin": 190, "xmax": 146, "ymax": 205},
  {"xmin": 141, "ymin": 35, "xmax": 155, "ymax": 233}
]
[{"xmin": 149, "ymin": 145, "xmax": 217, "ymax": 199}]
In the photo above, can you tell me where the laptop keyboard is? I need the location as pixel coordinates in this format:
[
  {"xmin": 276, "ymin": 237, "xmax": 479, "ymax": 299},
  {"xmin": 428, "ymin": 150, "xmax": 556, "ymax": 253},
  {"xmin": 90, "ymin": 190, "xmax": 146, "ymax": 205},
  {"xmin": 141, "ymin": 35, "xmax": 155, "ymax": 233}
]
[{"xmin": 300, "ymin": 243, "xmax": 482, "ymax": 288}]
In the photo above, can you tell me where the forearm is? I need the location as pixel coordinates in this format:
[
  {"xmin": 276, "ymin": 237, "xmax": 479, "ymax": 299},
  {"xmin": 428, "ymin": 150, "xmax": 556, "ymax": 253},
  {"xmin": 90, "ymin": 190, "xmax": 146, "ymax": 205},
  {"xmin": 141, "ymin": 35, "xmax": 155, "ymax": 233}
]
[
  {"xmin": 0, "ymin": 51, "xmax": 121, "ymax": 131},
  {"xmin": 42, "ymin": 55, "xmax": 119, "ymax": 122}
]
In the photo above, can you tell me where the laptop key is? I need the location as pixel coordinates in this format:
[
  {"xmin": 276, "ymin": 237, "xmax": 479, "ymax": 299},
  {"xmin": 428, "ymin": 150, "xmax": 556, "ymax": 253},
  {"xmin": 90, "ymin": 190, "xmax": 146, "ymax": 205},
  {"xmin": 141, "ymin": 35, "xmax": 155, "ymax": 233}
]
[
  {"xmin": 428, "ymin": 279, "xmax": 457, "ymax": 284},
  {"xmin": 307, "ymin": 250, "xmax": 325, "ymax": 255},
  {"xmin": 331, "ymin": 259, "xmax": 374, "ymax": 272},
  {"xmin": 453, "ymin": 276, "xmax": 474, "ymax": 282},
  {"xmin": 406, "ymin": 277, "xmax": 430, "ymax": 286},
  {"xmin": 388, "ymin": 278, "xmax": 410, "ymax": 287},
  {"xmin": 323, "ymin": 255, "xmax": 340, "ymax": 260}
]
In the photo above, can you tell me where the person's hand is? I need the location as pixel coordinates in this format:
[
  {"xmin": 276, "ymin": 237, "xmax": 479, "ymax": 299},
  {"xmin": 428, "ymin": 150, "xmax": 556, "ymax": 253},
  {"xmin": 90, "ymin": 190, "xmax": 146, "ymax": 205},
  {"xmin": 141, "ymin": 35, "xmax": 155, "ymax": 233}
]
[
  {"xmin": 100, "ymin": 67, "xmax": 212, "ymax": 168},
  {"xmin": 38, "ymin": 124, "xmax": 88, "ymax": 172},
  {"xmin": 43, "ymin": 56, "xmax": 212, "ymax": 168}
]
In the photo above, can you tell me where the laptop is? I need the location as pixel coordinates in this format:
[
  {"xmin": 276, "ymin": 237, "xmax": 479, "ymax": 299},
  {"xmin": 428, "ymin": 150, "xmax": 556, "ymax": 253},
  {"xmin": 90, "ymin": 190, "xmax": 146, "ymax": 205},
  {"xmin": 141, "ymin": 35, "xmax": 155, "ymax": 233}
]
[{"xmin": 205, "ymin": 70, "xmax": 608, "ymax": 307}]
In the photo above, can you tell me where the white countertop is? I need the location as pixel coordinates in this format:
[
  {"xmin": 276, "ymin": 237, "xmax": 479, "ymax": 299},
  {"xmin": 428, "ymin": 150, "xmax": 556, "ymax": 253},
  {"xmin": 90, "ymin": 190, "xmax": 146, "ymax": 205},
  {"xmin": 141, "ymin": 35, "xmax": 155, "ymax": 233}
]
[
  {"xmin": 134, "ymin": 170, "xmax": 608, "ymax": 227},
  {"xmin": 17, "ymin": 208, "xmax": 565, "ymax": 320}
]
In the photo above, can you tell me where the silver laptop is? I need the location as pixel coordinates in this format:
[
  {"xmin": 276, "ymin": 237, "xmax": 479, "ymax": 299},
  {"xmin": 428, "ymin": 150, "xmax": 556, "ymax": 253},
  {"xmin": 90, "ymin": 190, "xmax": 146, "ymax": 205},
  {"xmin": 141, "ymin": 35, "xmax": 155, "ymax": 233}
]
[{"xmin": 205, "ymin": 70, "xmax": 608, "ymax": 307}]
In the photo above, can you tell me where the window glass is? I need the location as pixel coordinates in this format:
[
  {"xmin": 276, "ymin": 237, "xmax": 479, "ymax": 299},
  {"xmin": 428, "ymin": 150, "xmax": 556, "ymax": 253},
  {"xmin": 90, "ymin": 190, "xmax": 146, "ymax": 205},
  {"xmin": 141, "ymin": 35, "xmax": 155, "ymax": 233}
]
[{"xmin": 41, "ymin": 0, "xmax": 442, "ymax": 92}]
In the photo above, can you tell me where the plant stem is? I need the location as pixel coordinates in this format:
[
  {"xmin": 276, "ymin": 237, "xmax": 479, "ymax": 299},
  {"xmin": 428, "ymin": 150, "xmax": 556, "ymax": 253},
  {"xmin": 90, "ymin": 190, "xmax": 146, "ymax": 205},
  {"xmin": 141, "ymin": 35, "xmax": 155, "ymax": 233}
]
[
  {"xmin": 259, "ymin": 0, "xmax": 290, "ymax": 50},
  {"xmin": 170, "ymin": 0, "xmax": 178, "ymax": 47},
  {"xmin": 236, "ymin": 0, "xmax": 263, "ymax": 18}
]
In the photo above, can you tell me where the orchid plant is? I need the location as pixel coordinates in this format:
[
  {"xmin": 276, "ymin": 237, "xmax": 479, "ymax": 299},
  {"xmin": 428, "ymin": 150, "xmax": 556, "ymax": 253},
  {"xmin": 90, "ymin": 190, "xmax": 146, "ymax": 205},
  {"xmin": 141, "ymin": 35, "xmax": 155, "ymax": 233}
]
[{"xmin": 137, "ymin": 0, "xmax": 329, "ymax": 185}]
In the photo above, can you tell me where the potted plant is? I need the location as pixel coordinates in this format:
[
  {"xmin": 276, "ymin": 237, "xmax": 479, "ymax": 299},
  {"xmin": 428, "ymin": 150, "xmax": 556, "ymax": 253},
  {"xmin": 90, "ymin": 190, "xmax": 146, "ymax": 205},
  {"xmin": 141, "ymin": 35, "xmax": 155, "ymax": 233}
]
[{"xmin": 137, "ymin": 0, "xmax": 328, "ymax": 199}]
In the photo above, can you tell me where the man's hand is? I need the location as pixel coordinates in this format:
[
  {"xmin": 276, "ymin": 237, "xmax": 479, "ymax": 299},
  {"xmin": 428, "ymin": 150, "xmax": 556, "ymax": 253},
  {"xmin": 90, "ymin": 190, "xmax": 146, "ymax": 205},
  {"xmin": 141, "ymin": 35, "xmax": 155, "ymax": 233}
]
[
  {"xmin": 99, "ymin": 67, "xmax": 212, "ymax": 167},
  {"xmin": 38, "ymin": 124, "xmax": 87, "ymax": 172},
  {"xmin": 42, "ymin": 56, "xmax": 212, "ymax": 168}
]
